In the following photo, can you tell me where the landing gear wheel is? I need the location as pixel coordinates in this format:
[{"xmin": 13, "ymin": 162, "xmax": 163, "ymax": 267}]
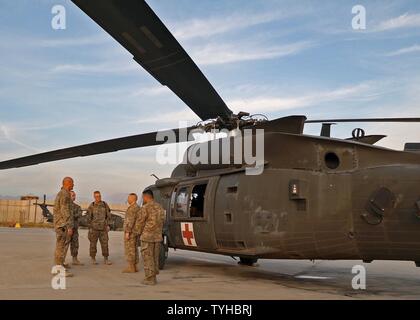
[
  {"xmin": 238, "ymin": 257, "xmax": 258, "ymax": 266},
  {"xmin": 159, "ymin": 235, "xmax": 169, "ymax": 270}
]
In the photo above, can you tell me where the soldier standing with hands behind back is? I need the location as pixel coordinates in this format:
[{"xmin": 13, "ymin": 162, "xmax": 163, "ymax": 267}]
[
  {"xmin": 70, "ymin": 191, "xmax": 84, "ymax": 266},
  {"xmin": 135, "ymin": 190, "xmax": 165, "ymax": 285},
  {"xmin": 87, "ymin": 191, "xmax": 112, "ymax": 265},
  {"xmin": 52, "ymin": 177, "xmax": 74, "ymax": 277},
  {"xmin": 122, "ymin": 193, "xmax": 140, "ymax": 273}
]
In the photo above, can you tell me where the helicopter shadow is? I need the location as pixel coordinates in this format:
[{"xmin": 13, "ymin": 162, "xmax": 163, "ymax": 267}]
[{"xmin": 164, "ymin": 254, "xmax": 420, "ymax": 299}]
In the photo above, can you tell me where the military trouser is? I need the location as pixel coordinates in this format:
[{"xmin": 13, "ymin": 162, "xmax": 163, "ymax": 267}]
[
  {"xmin": 124, "ymin": 234, "xmax": 139, "ymax": 264},
  {"xmin": 140, "ymin": 241, "xmax": 161, "ymax": 281},
  {"xmin": 88, "ymin": 229, "xmax": 109, "ymax": 258},
  {"xmin": 70, "ymin": 228, "xmax": 79, "ymax": 257},
  {"xmin": 54, "ymin": 227, "xmax": 71, "ymax": 265}
]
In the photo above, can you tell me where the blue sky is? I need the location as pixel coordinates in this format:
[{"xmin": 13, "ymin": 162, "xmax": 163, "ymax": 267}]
[{"xmin": 1, "ymin": 0, "xmax": 420, "ymax": 201}]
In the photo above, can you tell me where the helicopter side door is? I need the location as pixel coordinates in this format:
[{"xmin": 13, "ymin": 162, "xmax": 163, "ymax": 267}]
[{"xmin": 168, "ymin": 177, "xmax": 218, "ymax": 250}]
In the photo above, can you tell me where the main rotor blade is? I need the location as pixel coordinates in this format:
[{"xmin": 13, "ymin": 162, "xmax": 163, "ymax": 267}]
[
  {"xmin": 0, "ymin": 127, "xmax": 196, "ymax": 170},
  {"xmin": 71, "ymin": 0, "xmax": 232, "ymax": 121},
  {"xmin": 306, "ymin": 118, "xmax": 420, "ymax": 123},
  {"xmin": 250, "ymin": 115, "xmax": 307, "ymax": 134},
  {"xmin": 346, "ymin": 135, "xmax": 387, "ymax": 145}
]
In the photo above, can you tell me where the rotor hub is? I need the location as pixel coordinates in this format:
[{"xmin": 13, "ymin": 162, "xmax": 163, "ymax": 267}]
[{"xmin": 196, "ymin": 112, "xmax": 269, "ymax": 132}]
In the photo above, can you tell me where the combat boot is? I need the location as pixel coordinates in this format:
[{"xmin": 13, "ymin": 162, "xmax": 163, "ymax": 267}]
[
  {"xmin": 122, "ymin": 263, "xmax": 136, "ymax": 273},
  {"xmin": 104, "ymin": 257, "xmax": 112, "ymax": 265},
  {"xmin": 51, "ymin": 265, "xmax": 62, "ymax": 275},
  {"xmin": 141, "ymin": 277, "xmax": 157, "ymax": 286},
  {"xmin": 72, "ymin": 257, "xmax": 84, "ymax": 266},
  {"xmin": 62, "ymin": 263, "xmax": 71, "ymax": 269},
  {"xmin": 91, "ymin": 258, "xmax": 98, "ymax": 265},
  {"xmin": 51, "ymin": 265, "xmax": 73, "ymax": 277}
]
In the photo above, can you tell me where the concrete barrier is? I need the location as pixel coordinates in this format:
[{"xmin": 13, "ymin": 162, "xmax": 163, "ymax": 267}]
[
  {"xmin": 0, "ymin": 199, "xmax": 128, "ymax": 224},
  {"xmin": 0, "ymin": 199, "xmax": 41, "ymax": 223}
]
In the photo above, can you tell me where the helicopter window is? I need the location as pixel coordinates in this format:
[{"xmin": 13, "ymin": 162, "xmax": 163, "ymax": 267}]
[
  {"xmin": 175, "ymin": 187, "xmax": 189, "ymax": 217},
  {"xmin": 325, "ymin": 152, "xmax": 340, "ymax": 169},
  {"xmin": 190, "ymin": 184, "xmax": 207, "ymax": 218},
  {"xmin": 227, "ymin": 186, "xmax": 238, "ymax": 193}
]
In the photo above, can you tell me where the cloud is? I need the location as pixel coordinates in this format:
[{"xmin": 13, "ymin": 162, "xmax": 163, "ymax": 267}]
[
  {"xmin": 130, "ymin": 85, "xmax": 172, "ymax": 97},
  {"xmin": 0, "ymin": 32, "xmax": 110, "ymax": 50},
  {"xmin": 132, "ymin": 82, "xmax": 385, "ymax": 124},
  {"xmin": 0, "ymin": 119, "xmax": 85, "ymax": 156},
  {"xmin": 135, "ymin": 109, "xmax": 199, "ymax": 125},
  {"xmin": 172, "ymin": 10, "xmax": 288, "ymax": 40},
  {"xmin": 37, "ymin": 35, "xmax": 110, "ymax": 48},
  {"xmin": 193, "ymin": 41, "xmax": 315, "ymax": 65},
  {"xmin": 385, "ymin": 44, "xmax": 420, "ymax": 56},
  {"xmin": 49, "ymin": 61, "xmax": 139, "ymax": 75},
  {"xmin": 374, "ymin": 13, "xmax": 420, "ymax": 32},
  {"xmin": 0, "ymin": 124, "xmax": 38, "ymax": 152},
  {"xmin": 227, "ymin": 82, "xmax": 383, "ymax": 114},
  {"xmin": 17, "ymin": 120, "xmax": 82, "ymax": 132},
  {"xmin": 48, "ymin": 40, "xmax": 315, "ymax": 75}
]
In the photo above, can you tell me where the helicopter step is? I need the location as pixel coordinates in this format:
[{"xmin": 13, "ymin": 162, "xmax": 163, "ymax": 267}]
[{"xmin": 238, "ymin": 257, "xmax": 259, "ymax": 266}]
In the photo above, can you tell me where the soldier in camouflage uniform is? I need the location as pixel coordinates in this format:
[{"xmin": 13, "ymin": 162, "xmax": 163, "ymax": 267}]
[
  {"xmin": 70, "ymin": 191, "xmax": 84, "ymax": 266},
  {"xmin": 122, "ymin": 193, "xmax": 140, "ymax": 273},
  {"xmin": 135, "ymin": 189, "xmax": 165, "ymax": 285},
  {"xmin": 52, "ymin": 177, "xmax": 74, "ymax": 277},
  {"xmin": 86, "ymin": 191, "xmax": 112, "ymax": 265}
]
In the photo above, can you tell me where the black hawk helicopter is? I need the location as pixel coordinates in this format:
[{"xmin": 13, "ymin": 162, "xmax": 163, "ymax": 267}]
[{"xmin": 1, "ymin": 0, "xmax": 420, "ymax": 269}]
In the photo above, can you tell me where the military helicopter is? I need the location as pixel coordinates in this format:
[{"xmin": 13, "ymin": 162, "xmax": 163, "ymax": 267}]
[{"xmin": 2, "ymin": 0, "xmax": 420, "ymax": 270}]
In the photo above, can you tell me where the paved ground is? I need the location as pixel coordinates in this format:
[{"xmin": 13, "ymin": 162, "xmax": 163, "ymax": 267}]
[{"xmin": 1, "ymin": 227, "xmax": 420, "ymax": 300}]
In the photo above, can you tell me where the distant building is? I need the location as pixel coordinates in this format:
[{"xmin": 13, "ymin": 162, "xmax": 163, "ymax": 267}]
[{"xmin": 20, "ymin": 195, "xmax": 39, "ymax": 201}]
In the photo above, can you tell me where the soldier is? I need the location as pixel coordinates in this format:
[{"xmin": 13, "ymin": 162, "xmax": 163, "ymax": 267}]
[
  {"xmin": 86, "ymin": 191, "xmax": 112, "ymax": 265},
  {"xmin": 135, "ymin": 190, "xmax": 165, "ymax": 285},
  {"xmin": 70, "ymin": 191, "xmax": 84, "ymax": 266},
  {"xmin": 52, "ymin": 177, "xmax": 74, "ymax": 277},
  {"xmin": 122, "ymin": 193, "xmax": 140, "ymax": 273}
]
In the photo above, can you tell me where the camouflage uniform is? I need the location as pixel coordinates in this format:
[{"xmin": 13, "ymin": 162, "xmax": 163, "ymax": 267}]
[
  {"xmin": 86, "ymin": 201, "xmax": 111, "ymax": 258},
  {"xmin": 124, "ymin": 203, "xmax": 140, "ymax": 265},
  {"xmin": 53, "ymin": 188, "xmax": 74, "ymax": 265},
  {"xmin": 134, "ymin": 200, "xmax": 165, "ymax": 283},
  {"xmin": 70, "ymin": 202, "xmax": 83, "ymax": 258}
]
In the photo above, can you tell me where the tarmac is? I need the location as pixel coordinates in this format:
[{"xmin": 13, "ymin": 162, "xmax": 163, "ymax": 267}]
[{"xmin": 0, "ymin": 227, "xmax": 419, "ymax": 300}]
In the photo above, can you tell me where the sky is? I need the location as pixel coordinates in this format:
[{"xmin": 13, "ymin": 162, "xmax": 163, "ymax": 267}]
[{"xmin": 0, "ymin": 0, "xmax": 420, "ymax": 202}]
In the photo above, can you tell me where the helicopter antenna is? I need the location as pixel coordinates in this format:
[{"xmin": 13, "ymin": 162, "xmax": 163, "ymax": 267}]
[{"xmin": 151, "ymin": 174, "xmax": 159, "ymax": 180}]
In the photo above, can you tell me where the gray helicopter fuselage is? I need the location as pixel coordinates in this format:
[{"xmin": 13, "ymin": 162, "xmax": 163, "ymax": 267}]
[{"xmin": 148, "ymin": 132, "xmax": 420, "ymax": 263}]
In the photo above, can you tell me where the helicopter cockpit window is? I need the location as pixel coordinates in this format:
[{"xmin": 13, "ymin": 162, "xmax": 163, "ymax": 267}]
[
  {"xmin": 175, "ymin": 187, "xmax": 189, "ymax": 217},
  {"xmin": 190, "ymin": 184, "xmax": 207, "ymax": 218}
]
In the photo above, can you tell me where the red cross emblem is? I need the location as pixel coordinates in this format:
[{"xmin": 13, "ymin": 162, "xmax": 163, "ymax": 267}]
[{"xmin": 181, "ymin": 222, "xmax": 197, "ymax": 247}]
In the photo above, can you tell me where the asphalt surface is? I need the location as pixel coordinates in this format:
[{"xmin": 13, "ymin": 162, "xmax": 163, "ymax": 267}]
[{"xmin": 0, "ymin": 227, "xmax": 419, "ymax": 300}]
